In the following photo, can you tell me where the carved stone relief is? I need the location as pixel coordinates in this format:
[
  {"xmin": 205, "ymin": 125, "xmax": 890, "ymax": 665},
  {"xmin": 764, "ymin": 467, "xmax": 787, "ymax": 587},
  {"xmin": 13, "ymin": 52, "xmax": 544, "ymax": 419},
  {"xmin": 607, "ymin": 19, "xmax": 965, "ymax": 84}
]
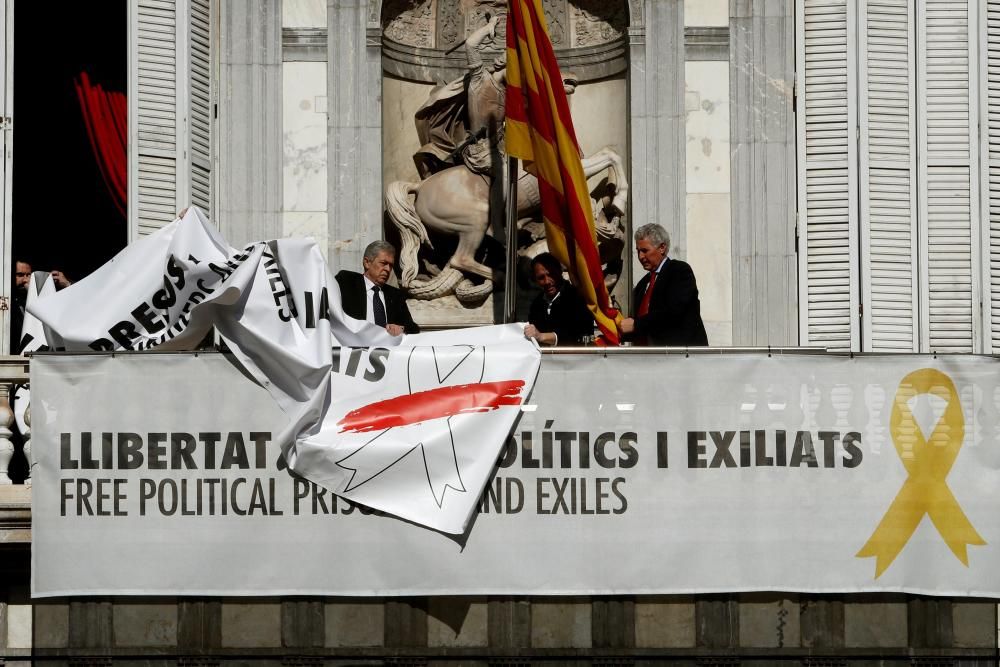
[
  {"xmin": 383, "ymin": 0, "xmax": 436, "ymax": 48},
  {"xmin": 572, "ymin": 0, "xmax": 626, "ymax": 47},
  {"xmin": 542, "ymin": 0, "xmax": 567, "ymax": 46},
  {"xmin": 437, "ymin": 0, "xmax": 463, "ymax": 50},
  {"xmin": 383, "ymin": 0, "xmax": 631, "ymax": 50},
  {"xmin": 380, "ymin": 1, "xmax": 631, "ymax": 327}
]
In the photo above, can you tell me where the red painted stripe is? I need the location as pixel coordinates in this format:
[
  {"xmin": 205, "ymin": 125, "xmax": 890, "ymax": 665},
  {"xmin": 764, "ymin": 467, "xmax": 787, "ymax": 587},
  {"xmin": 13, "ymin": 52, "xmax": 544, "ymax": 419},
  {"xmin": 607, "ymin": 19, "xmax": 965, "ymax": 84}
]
[
  {"xmin": 520, "ymin": 70, "xmax": 557, "ymax": 144},
  {"xmin": 506, "ymin": 85, "xmax": 527, "ymax": 122},
  {"xmin": 520, "ymin": 1, "xmax": 580, "ymax": 148},
  {"xmin": 337, "ymin": 381, "xmax": 526, "ymax": 433},
  {"xmin": 559, "ymin": 163, "xmax": 610, "ymax": 306}
]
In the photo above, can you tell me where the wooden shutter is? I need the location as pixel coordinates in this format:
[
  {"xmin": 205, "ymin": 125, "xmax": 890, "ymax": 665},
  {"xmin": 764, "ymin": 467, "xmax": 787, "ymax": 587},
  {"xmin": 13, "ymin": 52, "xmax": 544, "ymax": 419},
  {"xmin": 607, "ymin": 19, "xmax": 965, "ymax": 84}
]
[
  {"xmin": 797, "ymin": 0, "xmax": 860, "ymax": 350},
  {"xmin": 187, "ymin": 0, "xmax": 213, "ymax": 213},
  {"xmin": 130, "ymin": 0, "xmax": 180, "ymax": 237},
  {"xmin": 983, "ymin": 0, "xmax": 1000, "ymax": 352},
  {"xmin": 0, "ymin": 0, "xmax": 11, "ymax": 353},
  {"xmin": 129, "ymin": 0, "xmax": 214, "ymax": 240},
  {"xmin": 917, "ymin": 0, "xmax": 981, "ymax": 352},
  {"xmin": 859, "ymin": 0, "xmax": 919, "ymax": 351}
]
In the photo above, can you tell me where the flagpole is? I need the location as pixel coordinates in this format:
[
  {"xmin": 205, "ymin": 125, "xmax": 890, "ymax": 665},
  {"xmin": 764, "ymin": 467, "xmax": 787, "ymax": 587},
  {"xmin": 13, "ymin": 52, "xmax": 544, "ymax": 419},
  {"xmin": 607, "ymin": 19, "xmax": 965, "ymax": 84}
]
[{"xmin": 504, "ymin": 155, "xmax": 518, "ymax": 323}]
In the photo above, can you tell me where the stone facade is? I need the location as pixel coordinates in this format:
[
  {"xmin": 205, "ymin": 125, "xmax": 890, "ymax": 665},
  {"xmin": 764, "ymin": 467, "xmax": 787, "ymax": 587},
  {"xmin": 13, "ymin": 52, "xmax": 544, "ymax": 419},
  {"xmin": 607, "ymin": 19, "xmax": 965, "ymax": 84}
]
[
  {"xmin": 1, "ymin": 1, "xmax": 995, "ymax": 663},
  {"xmin": 11, "ymin": 573, "xmax": 998, "ymax": 662}
]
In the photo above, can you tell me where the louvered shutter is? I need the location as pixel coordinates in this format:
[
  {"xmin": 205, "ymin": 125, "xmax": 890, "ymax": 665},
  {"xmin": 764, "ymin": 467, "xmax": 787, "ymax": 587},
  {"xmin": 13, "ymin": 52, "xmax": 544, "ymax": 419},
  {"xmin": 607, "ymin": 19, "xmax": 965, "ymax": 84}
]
[
  {"xmin": 983, "ymin": 0, "xmax": 1000, "ymax": 352},
  {"xmin": 797, "ymin": 0, "xmax": 860, "ymax": 350},
  {"xmin": 1, "ymin": 1, "xmax": 11, "ymax": 353},
  {"xmin": 187, "ymin": 0, "xmax": 213, "ymax": 213},
  {"xmin": 917, "ymin": 0, "xmax": 981, "ymax": 352},
  {"xmin": 129, "ymin": 0, "xmax": 214, "ymax": 240},
  {"xmin": 859, "ymin": 0, "xmax": 919, "ymax": 351},
  {"xmin": 131, "ymin": 0, "xmax": 179, "ymax": 237}
]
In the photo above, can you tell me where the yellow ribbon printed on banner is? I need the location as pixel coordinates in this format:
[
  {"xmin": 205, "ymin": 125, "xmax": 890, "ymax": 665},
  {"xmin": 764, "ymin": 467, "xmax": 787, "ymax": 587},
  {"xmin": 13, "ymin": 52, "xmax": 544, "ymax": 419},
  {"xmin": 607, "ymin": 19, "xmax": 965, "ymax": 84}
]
[{"xmin": 856, "ymin": 368, "xmax": 985, "ymax": 578}]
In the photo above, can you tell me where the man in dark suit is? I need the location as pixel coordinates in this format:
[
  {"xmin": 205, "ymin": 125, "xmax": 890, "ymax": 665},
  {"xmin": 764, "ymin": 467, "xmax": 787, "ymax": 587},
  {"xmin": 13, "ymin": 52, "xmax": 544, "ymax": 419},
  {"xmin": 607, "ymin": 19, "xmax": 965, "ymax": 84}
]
[
  {"xmin": 335, "ymin": 241, "xmax": 419, "ymax": 336},
  {"xmin": 620, "ymin": 223, "xmax": 708, "ymax": 346}
]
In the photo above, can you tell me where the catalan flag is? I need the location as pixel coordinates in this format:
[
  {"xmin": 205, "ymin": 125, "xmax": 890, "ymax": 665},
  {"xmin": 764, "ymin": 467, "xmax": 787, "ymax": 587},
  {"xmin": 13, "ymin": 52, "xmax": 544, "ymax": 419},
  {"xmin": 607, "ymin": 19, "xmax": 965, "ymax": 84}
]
[{"xmin": 505, "ymin": 0, "xmax": 622, "ymax": 345}]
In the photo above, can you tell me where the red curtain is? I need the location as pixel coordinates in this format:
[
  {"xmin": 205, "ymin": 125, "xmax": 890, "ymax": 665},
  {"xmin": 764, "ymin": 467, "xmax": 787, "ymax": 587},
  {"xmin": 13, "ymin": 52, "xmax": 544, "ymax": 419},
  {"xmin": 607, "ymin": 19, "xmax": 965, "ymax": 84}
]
[{"xmin": 74, "ymin": 72, "xmax": 127, "ymax": 217}]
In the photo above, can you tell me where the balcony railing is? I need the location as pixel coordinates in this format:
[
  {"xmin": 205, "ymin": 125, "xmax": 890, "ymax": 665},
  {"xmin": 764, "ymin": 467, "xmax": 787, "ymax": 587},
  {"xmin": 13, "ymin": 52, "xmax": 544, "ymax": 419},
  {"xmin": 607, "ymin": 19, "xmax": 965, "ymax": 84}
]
[{"xmin": 0, "ymin": 355, "xmax": 31, "ymax": 544}]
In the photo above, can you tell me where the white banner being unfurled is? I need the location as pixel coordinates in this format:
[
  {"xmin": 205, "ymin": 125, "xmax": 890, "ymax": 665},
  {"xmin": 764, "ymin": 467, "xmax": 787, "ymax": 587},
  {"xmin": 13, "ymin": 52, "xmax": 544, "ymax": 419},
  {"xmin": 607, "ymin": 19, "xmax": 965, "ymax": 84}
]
[
  {"xmin": 28, "ymin": 208, "xmax": 540, "ymax": 534},
  {"xmin": 19, "ymin": 270, "xmax": 57, "ymax": 354}
]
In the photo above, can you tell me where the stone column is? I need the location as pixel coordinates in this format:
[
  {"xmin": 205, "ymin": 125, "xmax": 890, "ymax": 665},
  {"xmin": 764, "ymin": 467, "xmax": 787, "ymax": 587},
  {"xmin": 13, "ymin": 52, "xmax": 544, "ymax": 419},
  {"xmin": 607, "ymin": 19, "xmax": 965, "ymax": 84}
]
[
  {"xmin": 327, "ymin": 0, "xmax": 384, "ymax": 273},
  {"xmin": 729, "ymin": 0, "xmax": 796, "ymax": 345},
  {"xmin": 627, "ymin": 0, "xmax": 686, "ymax": 290},
  {"xmin": 217, "ymin": 0, "xmax": 283, "ymax": 247}
]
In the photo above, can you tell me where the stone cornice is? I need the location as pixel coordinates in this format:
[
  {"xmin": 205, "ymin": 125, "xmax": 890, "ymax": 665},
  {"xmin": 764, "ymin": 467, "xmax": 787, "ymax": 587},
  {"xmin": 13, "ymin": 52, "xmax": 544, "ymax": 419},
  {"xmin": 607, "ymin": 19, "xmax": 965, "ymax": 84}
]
[{"xmin": 381, "ymin": 35, "xmax": 627, "ymax": 84}]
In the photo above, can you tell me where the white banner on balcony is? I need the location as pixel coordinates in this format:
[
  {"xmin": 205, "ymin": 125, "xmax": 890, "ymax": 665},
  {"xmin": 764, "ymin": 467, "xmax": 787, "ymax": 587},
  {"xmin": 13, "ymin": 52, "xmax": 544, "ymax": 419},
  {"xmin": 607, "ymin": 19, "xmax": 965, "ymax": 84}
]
[
  {"xmin": 31, "ymin": 351, "xmax": 1000, "ymax": 597},
  {"xmin": 25, "ymin": 208, "xmax": 540, "ymax": 536}
]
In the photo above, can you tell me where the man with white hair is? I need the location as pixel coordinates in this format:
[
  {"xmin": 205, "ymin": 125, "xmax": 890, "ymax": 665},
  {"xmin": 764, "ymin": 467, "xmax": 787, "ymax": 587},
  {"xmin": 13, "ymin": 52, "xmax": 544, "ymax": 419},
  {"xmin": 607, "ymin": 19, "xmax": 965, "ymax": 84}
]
[
  {"xmin": 619, "ymin": 223, "xmax": 708, "ymax": 347},
  {"xmin": 336, "ymin": 240, "xmax": 419, "ymax": 336}
]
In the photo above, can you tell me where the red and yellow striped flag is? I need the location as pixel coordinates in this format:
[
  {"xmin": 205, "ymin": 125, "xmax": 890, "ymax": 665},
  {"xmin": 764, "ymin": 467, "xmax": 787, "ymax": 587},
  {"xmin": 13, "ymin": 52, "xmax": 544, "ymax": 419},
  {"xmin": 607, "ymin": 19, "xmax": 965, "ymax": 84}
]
[{"xmin": 505, "ymin": 0, "xmax": 622, "ymax": 345}]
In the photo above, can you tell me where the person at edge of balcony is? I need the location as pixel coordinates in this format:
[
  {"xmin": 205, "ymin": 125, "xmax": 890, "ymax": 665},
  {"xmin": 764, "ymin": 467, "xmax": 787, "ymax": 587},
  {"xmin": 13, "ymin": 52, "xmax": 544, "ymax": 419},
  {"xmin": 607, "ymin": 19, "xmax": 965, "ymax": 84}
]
[
  {"xmin": 619, "ymin": 223, "xmax": 708, "ymax": 347},
  {"xmin": 523, "ymin": 252, "xmax": 595, "ymax": 347},
  {"xmin": 10, "ymin": 260, "xmax": 72, "ymax": 354},
  {"xmin": 335, "ymin": 240, "xmax": 420, "ymax": 337}
]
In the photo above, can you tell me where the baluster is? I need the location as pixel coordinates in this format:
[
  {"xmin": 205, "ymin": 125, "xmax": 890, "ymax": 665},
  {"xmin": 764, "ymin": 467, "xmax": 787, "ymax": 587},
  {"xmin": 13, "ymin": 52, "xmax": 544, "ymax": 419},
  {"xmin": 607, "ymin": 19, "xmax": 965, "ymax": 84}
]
[
  {"xmin": 0, "ymin": 384, "xmax": 15, "ymax": 483},
  {"xmin": 22, "ymin": 400, "xmax": 30, "ymax": 485}
]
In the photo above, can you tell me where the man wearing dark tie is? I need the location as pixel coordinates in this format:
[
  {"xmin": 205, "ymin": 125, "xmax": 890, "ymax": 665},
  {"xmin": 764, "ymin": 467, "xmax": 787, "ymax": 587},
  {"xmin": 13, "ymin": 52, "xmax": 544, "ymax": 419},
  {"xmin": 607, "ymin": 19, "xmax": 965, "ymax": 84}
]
[
  {"xmin": 619, "ymin": 223, "xmax": 708, "ymax": 347},
  {"xmin": 335, "ymin": 241, "xmax": 420, "ymax": 336}
]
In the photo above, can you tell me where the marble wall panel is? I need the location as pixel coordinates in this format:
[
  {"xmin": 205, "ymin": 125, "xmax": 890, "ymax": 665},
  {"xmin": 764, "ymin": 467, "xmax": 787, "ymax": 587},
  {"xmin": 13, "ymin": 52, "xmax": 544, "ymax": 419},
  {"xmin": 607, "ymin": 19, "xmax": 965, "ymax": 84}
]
[
  {"xmin": 628, "ymin": 0, "xmax": 685, "ymax": 280},
  {"xmin": 571, "ymin": 77, "xmax": 628, "ymax": 161},
  {"xmin": 283, "ymin": 62, "xmax": 328, "ymax": 213},
  {"xmin": 530, "ymin": 599, "xmax": 592, "ymax": 648},
  {"xmin": 283, "ymin": 60, "xmax": 329, "ymax": 258},
  {"xmin": 952, "ymin": 601, "xmax": 996, "ymax": 647},
  {"xmin": 729, "ymin": 0, "xmax": 797, "ymax": 346},
  {"xmin": 688, "ymin": 192, "xmax": 733, "ymax": 345},
  {"xmin": 6, "ymin": 605, "xmax": 30, "ymax": 649},
  {"xmin": 634, "ymin": 597, "xmax": 696, "ymax": 647},
  {"xmin": 220, "ymin": 601, "xmax": 281, "ymax": 648},
  {"xmin": 325, "ymin": 600, "xmax": 385, "ymax": 647},
  {"xmin": 427, "ymin": 598, "xmax": 488, "ymax": 647},
  {"xmin": 685, "ymin": 0, "xmax": 729, "ymax": 26},
  {"xmin": 328, "ymin": 0, "xmax": 384, "ymax": 273},
  {"xmin": 112, "ymin": 603, "xmax": 178, "ymax": 648},
  {"xmin": 685, "ymin": 59, "xmax": 732, "ymax": 346},
  {"xmin": 738, "ymin": 595, "xmax": 799, "ymax": 648},
  {"xmin": 33, "ymin": 603, "xmax": 69, "ymax": 649},
  {"xmin": 686, "ymin": 61, "xmax": 729, "ymax": 195},
  {"xmin": 382, "ymin": 78, "xmax": 434, "ymax": 186},
  {"xmin": 218, "ymin": 0, "xmax": 283, "ymax": 247},
  {"xmin": 284, "ymin": 0, "xmax": 327, "ymax": 28},
  {"xmin": 843, "ymin": 600, "xmax": 907, "ymax": 648}
]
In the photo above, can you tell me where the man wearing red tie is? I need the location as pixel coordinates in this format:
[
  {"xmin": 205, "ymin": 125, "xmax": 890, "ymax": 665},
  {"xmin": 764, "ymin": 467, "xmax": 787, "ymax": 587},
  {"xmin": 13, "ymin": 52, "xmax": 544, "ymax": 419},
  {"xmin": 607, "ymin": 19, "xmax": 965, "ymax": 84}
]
[{"xmin": 619, "ymin": 223, "xmax": 708, "ymax": 347}]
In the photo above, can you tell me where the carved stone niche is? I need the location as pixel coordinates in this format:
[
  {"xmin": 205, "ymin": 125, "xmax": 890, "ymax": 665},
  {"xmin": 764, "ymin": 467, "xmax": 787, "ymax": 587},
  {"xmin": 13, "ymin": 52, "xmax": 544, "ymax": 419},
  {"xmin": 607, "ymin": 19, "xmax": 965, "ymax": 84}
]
[
  {"xmin": 382, "ymin": 0, "xmax": 627, "ymax": 83},
  {"xmin": 381, "ymin": 0, "xmax": 631, "ymax": 328}
]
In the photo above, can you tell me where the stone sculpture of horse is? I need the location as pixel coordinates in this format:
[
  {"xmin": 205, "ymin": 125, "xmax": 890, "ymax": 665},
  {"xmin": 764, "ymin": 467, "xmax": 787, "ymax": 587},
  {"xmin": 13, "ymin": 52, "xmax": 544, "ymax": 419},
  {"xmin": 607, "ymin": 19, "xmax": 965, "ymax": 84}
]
[{"xmin": 385, "ymin": 146, "xmax": 629, "ymax": 302}]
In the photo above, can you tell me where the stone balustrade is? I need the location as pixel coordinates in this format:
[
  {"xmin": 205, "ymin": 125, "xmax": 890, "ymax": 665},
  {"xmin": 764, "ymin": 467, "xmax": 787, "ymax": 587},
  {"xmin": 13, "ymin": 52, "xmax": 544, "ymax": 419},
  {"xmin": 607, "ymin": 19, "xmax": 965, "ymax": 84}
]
[
  {"xmin": 0, "ymin": 356, "xmax": 31, "ymax": 549},
  {"xmin": 0, "ymin": 356, "xmax": 30, "ymax": 485}
]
